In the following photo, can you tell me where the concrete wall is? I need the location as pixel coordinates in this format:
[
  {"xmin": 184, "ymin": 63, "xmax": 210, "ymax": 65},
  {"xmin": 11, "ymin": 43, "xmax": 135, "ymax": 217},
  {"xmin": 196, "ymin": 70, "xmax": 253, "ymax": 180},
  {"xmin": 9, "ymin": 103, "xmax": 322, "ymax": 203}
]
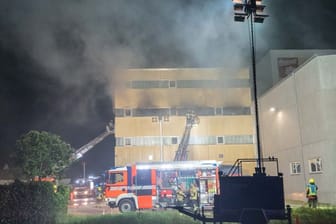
[
  {"xmin": 256, "ymin": 49, "xmax": 336, "ymax": 97},
  {"xmin": 259, "ymin": 55, "xmax": 336, "ymax": 204}
]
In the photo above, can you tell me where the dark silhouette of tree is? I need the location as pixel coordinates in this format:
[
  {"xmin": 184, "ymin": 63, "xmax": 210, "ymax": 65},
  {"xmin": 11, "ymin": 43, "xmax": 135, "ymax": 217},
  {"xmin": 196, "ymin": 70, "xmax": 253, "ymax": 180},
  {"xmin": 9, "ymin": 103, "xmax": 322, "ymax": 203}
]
[{"xmin": 16, "ymin": 130, "xmax": 73, "ymax": 179}]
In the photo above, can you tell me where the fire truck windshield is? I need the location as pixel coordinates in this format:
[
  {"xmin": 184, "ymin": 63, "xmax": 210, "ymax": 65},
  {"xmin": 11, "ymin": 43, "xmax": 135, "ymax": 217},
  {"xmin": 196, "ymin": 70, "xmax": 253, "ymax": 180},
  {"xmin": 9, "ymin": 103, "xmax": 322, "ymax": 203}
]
[
  {"xmin": 107, "ymin": 172, "xmax": 124, "ymax": 184},
  {"xmin": 73, "ymin": 178, "xmax": 90, "ymax": 187}
]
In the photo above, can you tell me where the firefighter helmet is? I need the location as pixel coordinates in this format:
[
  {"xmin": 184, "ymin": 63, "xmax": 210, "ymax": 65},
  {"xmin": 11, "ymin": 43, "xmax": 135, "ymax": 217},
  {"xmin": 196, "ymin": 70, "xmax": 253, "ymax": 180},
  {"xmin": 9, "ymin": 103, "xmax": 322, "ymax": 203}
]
[{"xmin": 309, "ymin": 178, "xmax": 315, "ymax": 184}]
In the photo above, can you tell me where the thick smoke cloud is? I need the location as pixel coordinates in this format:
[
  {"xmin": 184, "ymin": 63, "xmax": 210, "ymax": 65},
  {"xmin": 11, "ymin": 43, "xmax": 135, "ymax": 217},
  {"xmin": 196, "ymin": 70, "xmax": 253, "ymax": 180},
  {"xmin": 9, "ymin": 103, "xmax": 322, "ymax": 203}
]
[
  {"xmin": 1, "ymin": 0, "xmax": 336, "ymax": 174},
  {"xmin": 0, "ymin": 0, "xmax": 252, "ymax": 126},
  {"xmin": 0, "ymin": 0, "xmax": 252, "ymax": 173},
  {"xmin": 3, "ymin": 0, "xmax": 250, "ymax": 72}
]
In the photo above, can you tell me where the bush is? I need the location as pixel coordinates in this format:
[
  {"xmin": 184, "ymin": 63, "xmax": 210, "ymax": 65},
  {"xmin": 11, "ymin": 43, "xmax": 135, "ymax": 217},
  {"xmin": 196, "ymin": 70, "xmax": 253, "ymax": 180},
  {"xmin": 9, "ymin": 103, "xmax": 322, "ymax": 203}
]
[
  {"xmin": 292, "ymin": 207, "xmax": 336, "ymax": 224},
  {"xmin": 54, "ymin": 184, "xmax": 71, "ymax": 223},
  {"xmin": 0, "ymin": 180, "xmax": 70, "ymax": 224},
  {"xmin": 61, "ymin": 210, "xmax": 200, "ymax": 224}
]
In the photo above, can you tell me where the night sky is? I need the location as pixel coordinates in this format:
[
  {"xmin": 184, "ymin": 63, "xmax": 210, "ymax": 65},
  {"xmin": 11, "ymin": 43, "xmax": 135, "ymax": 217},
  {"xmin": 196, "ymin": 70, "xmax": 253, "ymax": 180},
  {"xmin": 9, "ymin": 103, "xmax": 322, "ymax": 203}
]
[{"xmin": 1, "ymin": 0, "xmax": 336, "ymax": 178}]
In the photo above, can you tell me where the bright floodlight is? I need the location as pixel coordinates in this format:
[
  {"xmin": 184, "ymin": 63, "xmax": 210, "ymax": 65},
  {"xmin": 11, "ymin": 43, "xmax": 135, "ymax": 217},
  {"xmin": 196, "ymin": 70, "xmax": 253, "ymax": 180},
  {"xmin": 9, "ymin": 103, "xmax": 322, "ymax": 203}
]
[{"xmin": 232, "ymin": 0, "xmax": 268, "ymax": 23}]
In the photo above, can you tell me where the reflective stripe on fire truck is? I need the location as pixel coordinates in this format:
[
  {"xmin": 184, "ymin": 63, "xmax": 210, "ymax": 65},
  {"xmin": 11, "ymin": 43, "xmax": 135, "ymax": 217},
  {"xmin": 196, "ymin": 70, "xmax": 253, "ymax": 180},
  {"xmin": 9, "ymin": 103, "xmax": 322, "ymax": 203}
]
[{"xmin": 109, "ymin": 185, "xmax": 156, "ymax": 192}]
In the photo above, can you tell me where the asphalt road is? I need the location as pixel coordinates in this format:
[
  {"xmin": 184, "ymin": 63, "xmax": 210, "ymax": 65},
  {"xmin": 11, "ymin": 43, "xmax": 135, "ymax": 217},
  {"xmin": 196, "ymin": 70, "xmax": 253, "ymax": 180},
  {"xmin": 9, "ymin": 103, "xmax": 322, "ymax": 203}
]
[{"xmin": 68, "ymin": 201, "xmax": 119, "ymax": 216}]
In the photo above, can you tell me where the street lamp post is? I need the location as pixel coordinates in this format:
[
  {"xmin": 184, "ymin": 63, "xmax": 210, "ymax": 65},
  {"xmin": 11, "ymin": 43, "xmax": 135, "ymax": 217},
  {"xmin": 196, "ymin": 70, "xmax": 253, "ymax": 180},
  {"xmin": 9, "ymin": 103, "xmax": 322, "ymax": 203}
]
[
  {"xmin": 152, "ymin": 115, "xmax": 169, "ymax": 162},
  {"xmin": 82, "ymin": 161, "xmax": 86, "ymax": 179},
  {"xmin": 159, "ymin": 116, "xmax": 164, "ymax": 162},
  {"xmin": 232, "ymin": 0, "xmax": 268, "ymax": 174}
]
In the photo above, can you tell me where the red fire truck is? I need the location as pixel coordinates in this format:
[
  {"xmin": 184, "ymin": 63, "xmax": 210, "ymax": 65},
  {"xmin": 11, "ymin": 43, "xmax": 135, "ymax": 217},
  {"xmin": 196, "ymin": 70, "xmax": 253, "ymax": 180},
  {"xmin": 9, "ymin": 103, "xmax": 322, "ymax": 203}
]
[{"xmin": 104, "ymin": 160, "xmax": 224, "ymax": 212}]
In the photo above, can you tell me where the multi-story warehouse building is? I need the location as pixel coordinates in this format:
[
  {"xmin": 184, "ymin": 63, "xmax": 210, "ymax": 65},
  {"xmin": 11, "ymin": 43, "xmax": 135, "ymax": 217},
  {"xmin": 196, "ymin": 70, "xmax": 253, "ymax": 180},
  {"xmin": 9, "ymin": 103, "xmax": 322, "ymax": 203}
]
[
  {"xmin": 257, "ymin": 50, "xmax": 336, "ymax": 205},
  {"xmin": 113, "ymin": 68, "xmax": 256, "ymax": 173}
]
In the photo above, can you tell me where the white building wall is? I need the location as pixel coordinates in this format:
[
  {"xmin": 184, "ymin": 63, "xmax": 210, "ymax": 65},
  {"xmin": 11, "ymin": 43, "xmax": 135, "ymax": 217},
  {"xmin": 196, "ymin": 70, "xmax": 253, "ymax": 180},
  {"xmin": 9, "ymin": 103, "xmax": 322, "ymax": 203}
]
[
  {"xmin": 255, "ymin": 52, "xmax": 272, "ymax": 95},
  {"xmin": 256, "ymin": 49, "xmax": 336, "ymax": 97},
  {"xmin": 259, "ymin": 54, "xmax": 336, "ymax": 205}
]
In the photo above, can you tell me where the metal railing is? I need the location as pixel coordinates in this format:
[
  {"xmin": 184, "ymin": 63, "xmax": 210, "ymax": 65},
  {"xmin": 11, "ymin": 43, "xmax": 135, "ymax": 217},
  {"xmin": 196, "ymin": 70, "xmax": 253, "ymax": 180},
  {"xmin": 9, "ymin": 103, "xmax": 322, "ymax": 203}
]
[{"xmin": 224, "ymin": 157, "xmax": 280, "ymax": 177}]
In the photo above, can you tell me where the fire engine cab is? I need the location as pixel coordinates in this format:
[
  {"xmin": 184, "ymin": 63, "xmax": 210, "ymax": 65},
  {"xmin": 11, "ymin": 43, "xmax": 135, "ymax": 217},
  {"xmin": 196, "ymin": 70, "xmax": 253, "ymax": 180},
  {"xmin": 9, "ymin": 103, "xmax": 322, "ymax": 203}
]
[{"xmin": 105, "ymin": 160, "xmax": 223, "ymax": 212}]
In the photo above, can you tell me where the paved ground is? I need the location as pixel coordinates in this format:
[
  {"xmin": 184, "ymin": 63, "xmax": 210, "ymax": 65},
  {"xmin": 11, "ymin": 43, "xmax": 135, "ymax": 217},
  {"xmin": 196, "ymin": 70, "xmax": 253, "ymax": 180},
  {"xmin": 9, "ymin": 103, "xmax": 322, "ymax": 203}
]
[
  {"xmin": 68, "ymin": 200, "xmax": 119, "ymax": 216},
  {"xmin": 68, "ymin": 200, "xmax": 327, "ymax": 217}
]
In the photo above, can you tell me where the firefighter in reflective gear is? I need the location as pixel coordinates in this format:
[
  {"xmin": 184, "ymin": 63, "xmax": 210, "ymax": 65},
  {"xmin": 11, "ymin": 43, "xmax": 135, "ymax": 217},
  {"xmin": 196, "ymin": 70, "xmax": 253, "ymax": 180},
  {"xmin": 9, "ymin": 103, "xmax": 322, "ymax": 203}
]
[
  {"xmin": 96, "ymin": 185, "xmax": 104, "ymax": 201},
  {"xmin": 189, "ymin": 182, "xmax": 199, "ymax": 212},
  {"xmin": 306, "ymin": 178, "xmax": 318, "ymax": 208},
  {"xmin": 176, "ymin": 184, "xmax": 186, "ymax": 206}
]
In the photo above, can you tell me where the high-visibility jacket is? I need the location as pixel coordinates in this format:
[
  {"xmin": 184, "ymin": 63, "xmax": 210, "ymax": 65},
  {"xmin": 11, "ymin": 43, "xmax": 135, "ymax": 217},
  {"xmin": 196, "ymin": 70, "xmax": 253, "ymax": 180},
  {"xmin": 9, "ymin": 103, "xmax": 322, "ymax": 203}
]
[
  {"xmin": 189, "ymin": 186, "xmax": 198, "ymax": 200},
  {"xmin": 306, "ymin": 183, "xmax": 318, "ymax": 197},
  {"xmin": 176, "ymin": 189, "xmax": 186, "ymax": 201}
]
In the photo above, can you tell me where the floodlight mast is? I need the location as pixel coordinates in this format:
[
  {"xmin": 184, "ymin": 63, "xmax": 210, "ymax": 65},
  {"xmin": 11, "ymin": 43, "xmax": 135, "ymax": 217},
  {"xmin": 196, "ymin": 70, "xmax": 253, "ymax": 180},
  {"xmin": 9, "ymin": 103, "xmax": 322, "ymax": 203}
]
[{"xmin": 232, "ymin": 0, "xmax": 268, "ymax": 174}]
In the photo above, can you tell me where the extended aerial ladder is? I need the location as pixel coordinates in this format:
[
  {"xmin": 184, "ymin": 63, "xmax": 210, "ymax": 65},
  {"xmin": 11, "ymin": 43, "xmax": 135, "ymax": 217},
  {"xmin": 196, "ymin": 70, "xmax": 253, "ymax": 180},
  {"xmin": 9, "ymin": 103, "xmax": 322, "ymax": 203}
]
[
  {"xmin": 173, "ymin": 112, "xmax": 199, "ymax": 161},
  {"xmin": 73, "ymin": 120, "xmax": 114, "ymax": 160}
]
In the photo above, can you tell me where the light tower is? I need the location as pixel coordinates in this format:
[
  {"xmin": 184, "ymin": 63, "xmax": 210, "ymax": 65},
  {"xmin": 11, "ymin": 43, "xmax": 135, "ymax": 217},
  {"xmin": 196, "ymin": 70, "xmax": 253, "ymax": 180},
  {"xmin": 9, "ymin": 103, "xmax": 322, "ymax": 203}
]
[{"xmin": 232, "ymin": 0, "xmax": 268, "ymax": 174}]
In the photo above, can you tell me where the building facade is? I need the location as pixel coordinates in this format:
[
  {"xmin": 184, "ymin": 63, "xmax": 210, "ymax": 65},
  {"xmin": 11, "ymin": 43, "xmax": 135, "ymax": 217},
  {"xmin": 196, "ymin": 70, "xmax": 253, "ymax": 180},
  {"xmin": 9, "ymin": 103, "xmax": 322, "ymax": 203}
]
[
  {"xmin": 113, "ymin": 68, "xmax": 256, "ymax": 173},
  {"xmin": 259, "ymin": 54, "xmax": 336, "ymax": 205},
  {"xmin": 256, "ymin": 49, "xmax": 336, "ymax": 96}
]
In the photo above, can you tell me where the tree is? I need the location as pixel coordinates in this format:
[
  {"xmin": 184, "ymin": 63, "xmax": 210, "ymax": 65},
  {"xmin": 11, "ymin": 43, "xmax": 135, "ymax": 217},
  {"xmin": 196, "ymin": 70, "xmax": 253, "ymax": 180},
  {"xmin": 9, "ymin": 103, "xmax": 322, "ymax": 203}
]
[{"xmin": 16, "ymin": 130, "xmax": 73, "ymax": 179}]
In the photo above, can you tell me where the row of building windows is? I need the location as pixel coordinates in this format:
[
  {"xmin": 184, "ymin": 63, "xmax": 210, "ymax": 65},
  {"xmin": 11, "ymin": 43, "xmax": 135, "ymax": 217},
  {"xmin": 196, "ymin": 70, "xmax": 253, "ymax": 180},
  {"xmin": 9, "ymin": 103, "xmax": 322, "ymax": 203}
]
[
  {"xmin": 115, "ymin": 135, "xmax": 253, "ymax": 147},
  {"xmin": 126, "ymin": 79, "xmax": 250, "ymax": 89},
  {"xmin": 290, "ymin": 157, "xmax": 323, "ymax": 174},
  {"xmin": 114, "ymin": 107, "xmax": 251, "ymax": 117}
]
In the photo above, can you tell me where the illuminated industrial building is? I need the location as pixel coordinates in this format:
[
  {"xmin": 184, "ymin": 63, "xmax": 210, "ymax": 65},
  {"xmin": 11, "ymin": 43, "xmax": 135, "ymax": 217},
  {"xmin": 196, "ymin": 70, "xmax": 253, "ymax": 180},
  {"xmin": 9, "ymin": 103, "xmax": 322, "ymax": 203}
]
[
  {"xmin": 113, "ymin": 67, "xmax": 256, "ymax": 173},
  {"xmin": 258, "ymin": 50, "xmax": 336, "ymax": 205}
]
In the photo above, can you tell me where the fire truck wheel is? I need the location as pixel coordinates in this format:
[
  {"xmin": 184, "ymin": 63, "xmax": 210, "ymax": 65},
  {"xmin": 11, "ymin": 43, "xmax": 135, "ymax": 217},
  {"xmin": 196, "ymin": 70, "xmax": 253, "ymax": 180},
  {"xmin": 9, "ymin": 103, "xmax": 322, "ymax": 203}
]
[{"xmin": 119, "ymin": 199, "xmax": 135, "ymax": 213}]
